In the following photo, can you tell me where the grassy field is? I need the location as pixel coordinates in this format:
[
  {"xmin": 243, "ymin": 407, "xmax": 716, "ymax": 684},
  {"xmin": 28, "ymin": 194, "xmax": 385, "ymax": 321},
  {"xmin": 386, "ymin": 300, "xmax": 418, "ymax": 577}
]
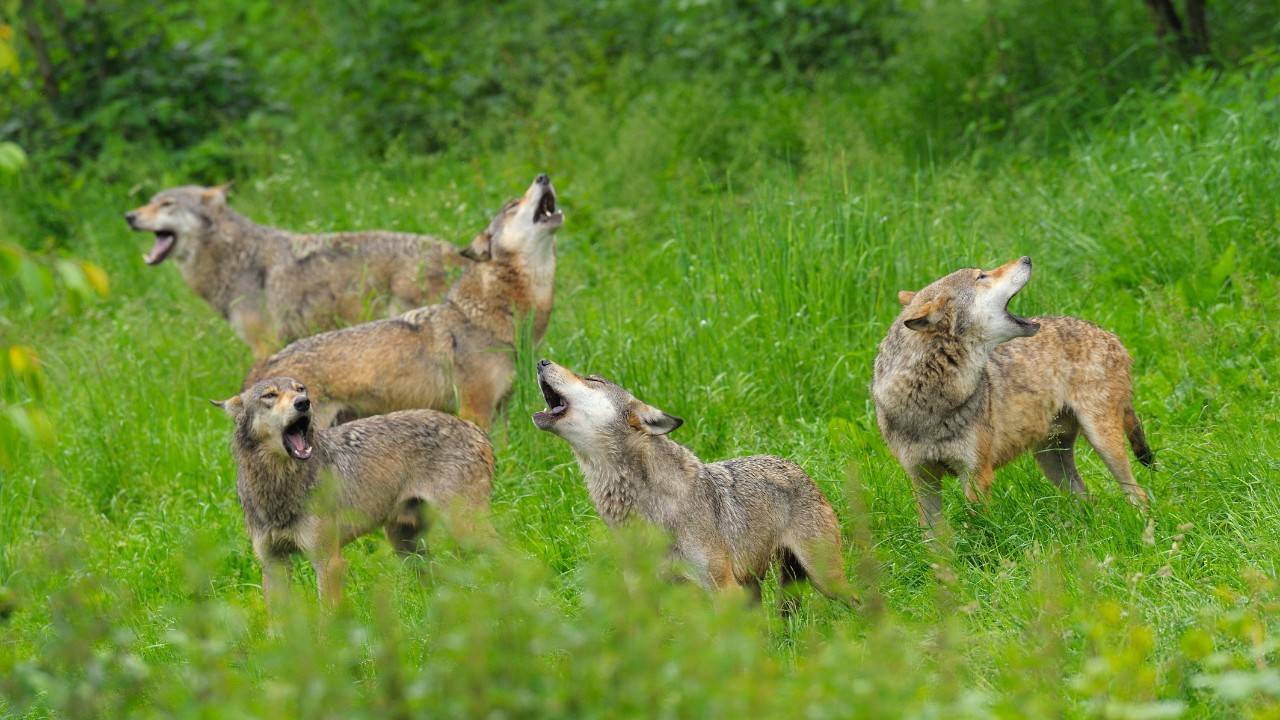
[{"xmin": 3, "ymin": 17, "xmax": 1280, "ymax": 717}]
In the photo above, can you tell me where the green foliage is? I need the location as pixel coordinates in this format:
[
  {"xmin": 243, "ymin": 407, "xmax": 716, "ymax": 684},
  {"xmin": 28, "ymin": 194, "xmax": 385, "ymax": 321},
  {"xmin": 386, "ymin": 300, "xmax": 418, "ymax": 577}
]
[
  {"xmin": 0, "ymin": 2, "xmax": 265, "ymax": 162},
  {"xmin": 324, "ymin": 0, "xmax": 894, "ymax": 151},
  {"xmin": 2, "ymin": 3, "xmax": 1280, "ymax": 717},
  {"xmin": 880, "ymin": 0, "xmax": 1280, "ymax": 156}
]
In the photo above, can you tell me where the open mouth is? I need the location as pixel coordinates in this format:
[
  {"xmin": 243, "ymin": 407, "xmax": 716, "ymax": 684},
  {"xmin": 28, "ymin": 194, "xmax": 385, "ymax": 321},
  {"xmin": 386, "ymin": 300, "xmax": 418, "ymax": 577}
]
[
  {"xmin": 533, "ymin": 187, "xmax": 562, "ymax": 225},
  {"xmin": 143, "ymin": 231, "xmax": 177, "ymax": 265},
  {"xmin": 532, "ymin": 374, "xmax": 568, "ymax": 429},
  {"xmin": 282, "ymin": 414, "xmax": 313, "ymax": 460},
  {"xmin": 1004, "ymin": 290, "xmax": 1040, "ymax": 334}
]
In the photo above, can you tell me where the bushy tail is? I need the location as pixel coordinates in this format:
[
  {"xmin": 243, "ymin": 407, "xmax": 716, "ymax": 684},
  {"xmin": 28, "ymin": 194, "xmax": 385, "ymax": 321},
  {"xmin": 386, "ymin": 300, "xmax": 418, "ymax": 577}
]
[{"xmin": 1124, "ymin": 406, "xmax": 1156, "ymax": 469}]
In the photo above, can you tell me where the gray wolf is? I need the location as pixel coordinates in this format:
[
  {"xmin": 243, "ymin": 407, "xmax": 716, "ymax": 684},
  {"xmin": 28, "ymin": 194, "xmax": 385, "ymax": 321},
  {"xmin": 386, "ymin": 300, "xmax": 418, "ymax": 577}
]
[
  {"xmin": 871, "ymin": 256, "xmax": 1153, "ymax": 533},
  {"xmin": 125, "ymin": 183, "xmax": 468, "ymax": 358},
  {"xmin": 245, "ymin": 174, "xmax": 562, "ymax": 430},
  {"xmin": 214, "ymin": 376, "xmax": 494, "ymax": 610},
  {"xmin": 532, "ymin": 359, "xmax": 859, "ymax": 607}
]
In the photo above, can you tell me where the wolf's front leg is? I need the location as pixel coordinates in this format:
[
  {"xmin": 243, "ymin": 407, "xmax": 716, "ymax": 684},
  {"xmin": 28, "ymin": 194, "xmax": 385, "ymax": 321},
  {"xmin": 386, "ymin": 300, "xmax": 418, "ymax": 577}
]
[
  {"xmin": 311, "ymin": 550, "xmax": 348, "ymax": 608},
  {"xmin": 253, "ymin": 537, "xmax": 293, "ymax": 619},
  {"xmin": 909, "ymin": 465, "xmax": 946, "ymax": 535},
  {"xmin": 962, "ymin": 464, "xmax": 994, "ymax": 504}
]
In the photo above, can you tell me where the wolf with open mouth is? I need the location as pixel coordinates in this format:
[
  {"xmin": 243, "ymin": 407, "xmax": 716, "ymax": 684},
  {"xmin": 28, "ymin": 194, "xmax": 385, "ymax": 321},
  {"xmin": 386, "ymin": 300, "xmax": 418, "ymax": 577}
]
[
  {"xmin": 215, "ymin": 376, "xmax": 494, "ymax": 612},
  {"xmin": 532, "ymin": 359, "xmax": 861, "ymax": 608},
  {"xmin": 872, "ymin": 256, "xmax": 1154, "ymax": 536},
  {"xmin": 124, "ymin": 183, "xmax": 470, "ymax": 358},
  {"xmin": 246, "ymin": 174, "xmax": 563, "ymax": 430}
]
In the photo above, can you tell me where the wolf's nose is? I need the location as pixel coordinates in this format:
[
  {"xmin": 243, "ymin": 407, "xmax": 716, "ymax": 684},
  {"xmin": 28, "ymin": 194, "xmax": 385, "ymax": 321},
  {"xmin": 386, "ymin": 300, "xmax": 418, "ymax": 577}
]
[
  {"xmin": 535, "ymin": 173, "xmax": 549, "ymax": 186},
  {"xmin": 124, "ymin": 212, "xmax": 137, "ymax": 224},
  {"xmin": 294, "ymin": 397, "xmax": 311, "ymax": 412},
  {"xmin": 537, "ymin": 359, "xmax": 550, "ymax": 369},
  {"xmin": 1020, "ymin": 256, "xmax": 1032, "ymax": 267}
]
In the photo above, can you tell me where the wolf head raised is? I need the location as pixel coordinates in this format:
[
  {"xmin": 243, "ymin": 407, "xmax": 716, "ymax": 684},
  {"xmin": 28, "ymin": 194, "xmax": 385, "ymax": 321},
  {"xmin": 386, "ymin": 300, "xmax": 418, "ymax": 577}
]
[
  {"xmin": 895, "ymin": 256, "xmax": 1040, "ymax": 346},
  {"xmin": 125, "ymin": 184, "xmax": 232, "ymax": 267},
  {"xmin": 460, "ymin": 174, "xmax": 563, "ymax": 263},
  {"xmin": 214, "ymin": 376, "xmax": 314, "ymax": 461},
  {"xmin": 531, "ymin": 359, "xmax": 682, "ymax": 452}
]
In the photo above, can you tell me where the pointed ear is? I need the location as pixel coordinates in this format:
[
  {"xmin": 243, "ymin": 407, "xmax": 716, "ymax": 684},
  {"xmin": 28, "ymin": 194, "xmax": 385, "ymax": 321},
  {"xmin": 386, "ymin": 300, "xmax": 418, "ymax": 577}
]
[
  {"xmin": 460, "ymin": 232, "xmax": 492, "ymax": 261},
  {"xmin": 627, "ymin": 400, "xmax": 683, "ymax": 436},
  {"xmin": 903, "ymin": 298, "xmax": 943, "ymax": 331},
  {"xmin": 210, "ymin": 395, "xmax": 243, "ymax": 419},
  {"xmin": 897, "ymin": 290, "xmax": 916, "ymax": 307},
  {"xmin": 202, "ymin": 182, "xmax": 232, "ymax": 204}
]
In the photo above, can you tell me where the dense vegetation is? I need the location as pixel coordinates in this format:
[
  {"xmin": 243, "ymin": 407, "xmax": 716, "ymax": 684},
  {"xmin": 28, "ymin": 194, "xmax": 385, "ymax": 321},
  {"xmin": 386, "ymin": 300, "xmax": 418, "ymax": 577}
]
[{"xmin": 2, "ymin": 1, "xmax": 1279, "ymax": 716}]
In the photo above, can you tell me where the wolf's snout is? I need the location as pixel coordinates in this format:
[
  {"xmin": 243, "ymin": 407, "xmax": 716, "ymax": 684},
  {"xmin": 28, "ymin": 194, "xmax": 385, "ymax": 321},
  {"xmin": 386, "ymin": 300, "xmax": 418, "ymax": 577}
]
[
  {"xmin": 294, "ymin": 397, "xmax": 311, "ymax": 412},
  {"xmin": 536, "ymin": 173, "xmax": 550, "ymax": 186},
  {"xmin": 125, "ymin": 211, "xmax": 138, "ymax": 227},
  {"xmin": 1020, "ymin": 256, "xmax": 1032, "ymax": 268}
]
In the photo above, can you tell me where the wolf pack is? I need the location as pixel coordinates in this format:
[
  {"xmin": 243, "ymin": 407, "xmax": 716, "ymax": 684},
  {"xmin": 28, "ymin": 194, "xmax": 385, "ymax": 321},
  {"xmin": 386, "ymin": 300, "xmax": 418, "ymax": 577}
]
[{"xmin": 126, "ymin": 175, "xmax": 1153, "ymax": 613}]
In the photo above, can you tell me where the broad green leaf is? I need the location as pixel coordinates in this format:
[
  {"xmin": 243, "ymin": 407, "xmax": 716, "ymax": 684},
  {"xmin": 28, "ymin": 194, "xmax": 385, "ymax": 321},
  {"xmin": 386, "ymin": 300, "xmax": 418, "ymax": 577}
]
[
  {"xmin": 0, "ymin": 24, "xmax": 16, "ymax": 76},
  {"xmin": 82, "ymin": 261, "xmax": 111, "ymax": 297},
  {"xmin": 55, "ymin": 259, "xmax": 93, "ymax": 301},
  {"xmin": 0, "ymin": 141, "xmax": 26, "ymax": 175}
]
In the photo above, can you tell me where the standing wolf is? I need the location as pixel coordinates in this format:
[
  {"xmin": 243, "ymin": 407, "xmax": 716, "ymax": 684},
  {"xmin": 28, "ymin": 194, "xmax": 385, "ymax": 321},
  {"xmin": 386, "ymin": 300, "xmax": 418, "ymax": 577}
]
[
  {"xmin": 532, "ymin": 359, "xmax": 860, "ymax": 607},
  {"xmin": 215, "ymin": 377, "xmax": 493, "ymax": 612},
  {"xmin": 125, "ymin": 183, "xmax": 467, "ymax": 358},
  {"xmin": 246, "ymin": 174, "xmax": 563, "ymax": 429},
  {"xmin": 871, "ymin": 256, "xmax": 1153, "ymax": 533}
]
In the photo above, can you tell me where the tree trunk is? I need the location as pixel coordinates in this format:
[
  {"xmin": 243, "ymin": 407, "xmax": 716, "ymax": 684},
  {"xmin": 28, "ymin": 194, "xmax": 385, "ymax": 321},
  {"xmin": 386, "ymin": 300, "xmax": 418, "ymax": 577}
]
[
  {"xmin": 1184, "ymin": 0, "xmax": 1210, "ymax": 58},
  {"xmin": 1143, "ymin": 0, "xmax": 1212, "ymax": 62},
  {"xmin": 17, "ymin": 0, "xmax": 58, "ymax": 100}
]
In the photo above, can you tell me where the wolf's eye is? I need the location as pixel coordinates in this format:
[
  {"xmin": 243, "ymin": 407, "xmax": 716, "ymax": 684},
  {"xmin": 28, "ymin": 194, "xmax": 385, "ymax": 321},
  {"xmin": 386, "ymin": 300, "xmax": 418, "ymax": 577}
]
[
  {"xmin": 261, "ymin": 391, "xmax": 278, "ymax": 401},
  {"xmin": 159, "ymin": 200, "xmax": 174, "ymax": 208},
  {"xmin": 976, "ymin": 272, "xmax": 989, "ymax": 280},
  {"xmin": 295, "ymin": 385, "xmax": 305, "ymax": 393}
]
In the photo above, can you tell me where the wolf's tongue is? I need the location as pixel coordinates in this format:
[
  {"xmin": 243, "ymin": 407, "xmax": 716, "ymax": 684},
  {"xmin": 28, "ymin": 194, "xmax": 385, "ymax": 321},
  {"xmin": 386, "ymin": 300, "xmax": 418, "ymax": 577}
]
[
  {"xmin": 285, "ymin": 431, "xmax": 311, "ymax": 458},
  {"xmin": 143, "ymin": 234, "xmax": 176, "ymax": 265}
]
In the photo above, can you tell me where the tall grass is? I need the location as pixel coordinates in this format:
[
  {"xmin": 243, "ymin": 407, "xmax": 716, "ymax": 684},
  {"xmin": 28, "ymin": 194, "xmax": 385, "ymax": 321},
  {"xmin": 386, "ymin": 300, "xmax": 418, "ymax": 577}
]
[{"xmin": 2, "ymin": 45, "xmax": 1280, "ymax": 720}]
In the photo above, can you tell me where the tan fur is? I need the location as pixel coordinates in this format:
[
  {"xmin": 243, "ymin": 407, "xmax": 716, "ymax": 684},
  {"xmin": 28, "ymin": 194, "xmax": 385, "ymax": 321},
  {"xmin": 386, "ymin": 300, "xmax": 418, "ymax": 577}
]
[
  {"xmin": 872, "ymin": 257, "xmax": 1153, "ymax": 534},
  {"xmin": 218, "ymin": 377, "xmax": 493, "ymax": 613},
  {"xmin": 532, "ymin": 360, "xmax": 860, "ymax": 607},
  {"xmin": 125, "ymin": 184, "xmax": 469, "ymax": 358},
  {"xmin": 245, "ymin": 175, "xmax": 563, "ymax": 429}
]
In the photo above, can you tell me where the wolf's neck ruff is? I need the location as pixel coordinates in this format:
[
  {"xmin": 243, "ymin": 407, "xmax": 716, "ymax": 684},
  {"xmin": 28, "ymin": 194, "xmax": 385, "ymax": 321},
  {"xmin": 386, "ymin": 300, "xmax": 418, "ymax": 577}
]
[
  {"xmin": 177, "ymin": 206, "xmax": 284, "ymax": 315},
  {"xmin": 444, "ymin": 248, "xmax": 555, "ymax": 345},
  {"xmin": 874, "ymin": 327, "xmax": 994, "ymax": 442},
  {"xmin": 233, "ymin": 426, "xmax": 322, "ymax": 531},
  {"xmin": 572, "ymin": 435, "xmax": 698, "ymax": 530}
]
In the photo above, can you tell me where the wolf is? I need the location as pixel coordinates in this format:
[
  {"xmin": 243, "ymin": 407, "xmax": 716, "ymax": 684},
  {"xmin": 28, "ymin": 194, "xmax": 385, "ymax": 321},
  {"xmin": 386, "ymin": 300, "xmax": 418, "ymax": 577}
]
[
  {"xmin": 532, "ymin": 359, "xmax": 860, "ymax": 607},
  {"xmin": 125, "ymin": 183, "xmax": 468, "ymax": 358},
  {"xmin": 214, "ymin": 376, "xmax": 494, "ymax": 611},
  {"xmin": 245, "ymin": 174, "xmax": 562, "ymax": 430},
  {"xmin": 871, "ymin": 256, "xmax": 1154, "ymax": 533}
]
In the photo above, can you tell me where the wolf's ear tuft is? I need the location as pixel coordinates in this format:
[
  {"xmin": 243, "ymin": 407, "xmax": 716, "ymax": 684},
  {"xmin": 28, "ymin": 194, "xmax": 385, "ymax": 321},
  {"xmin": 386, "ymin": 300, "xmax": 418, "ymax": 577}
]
[
  {"xmin": 202, "ymin": 182, "xmax": 232, "ymax": 205},
  {"xmin": 897, "ymin": 290, "xmax": 916, "ymax": 307},
  {"xmin": 903, "ymin": 298, "xmax": 944, "ymax": 331},
  {"xmin": 210, "ymin": 395, "xmax": 243, "ymax": 419},
  {"xmin": 628, "ymin": 401, "xmax": 683, "ymax": 436},
  {"xmin": 460, "ymin": 232, "xmax": 492, "ymax": 262}
]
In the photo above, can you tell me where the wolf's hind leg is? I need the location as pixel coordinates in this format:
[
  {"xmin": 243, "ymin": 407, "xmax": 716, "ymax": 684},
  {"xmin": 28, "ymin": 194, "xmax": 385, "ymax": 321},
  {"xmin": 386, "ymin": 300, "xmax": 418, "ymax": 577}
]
[
  {"xmin": 1077, "ymin": 409, "xmax": 1149, "ymax": 508},
  {"xmin": 782, "ymin": 508, "xmax": 861, "ymax": 609},
  {"xmin": 385, "ymin": 498, "xmax": 428, "ymax": 557},
  {"xmin": 1034, "ymin": 421, "xmax": 1088, "ymax": 499}
]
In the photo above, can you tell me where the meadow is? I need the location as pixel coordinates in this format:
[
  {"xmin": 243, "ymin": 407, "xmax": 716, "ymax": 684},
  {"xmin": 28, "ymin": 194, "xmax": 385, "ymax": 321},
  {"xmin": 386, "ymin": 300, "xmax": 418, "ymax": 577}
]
[{"xmin": 2, "ymin": 2, "xmax": 1280, "ymax": 717}]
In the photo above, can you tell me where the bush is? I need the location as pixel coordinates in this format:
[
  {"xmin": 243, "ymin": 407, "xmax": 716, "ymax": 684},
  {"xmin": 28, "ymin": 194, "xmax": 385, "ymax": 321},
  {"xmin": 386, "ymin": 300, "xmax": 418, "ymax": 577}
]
[
  {"xmin": 0, "ymin": 2, "xmax": 266, "ymax": 162},
  {"xmin": 323, "ymin": 0, "xmax": 896, "ymax": 152}
]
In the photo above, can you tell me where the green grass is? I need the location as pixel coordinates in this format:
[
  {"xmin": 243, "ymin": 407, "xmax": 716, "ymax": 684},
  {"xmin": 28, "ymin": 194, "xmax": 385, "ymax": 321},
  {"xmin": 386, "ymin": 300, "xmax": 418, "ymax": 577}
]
[{"xmin": 2, "ymin": 61, "xmax": 1280, "ymax": 717}]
